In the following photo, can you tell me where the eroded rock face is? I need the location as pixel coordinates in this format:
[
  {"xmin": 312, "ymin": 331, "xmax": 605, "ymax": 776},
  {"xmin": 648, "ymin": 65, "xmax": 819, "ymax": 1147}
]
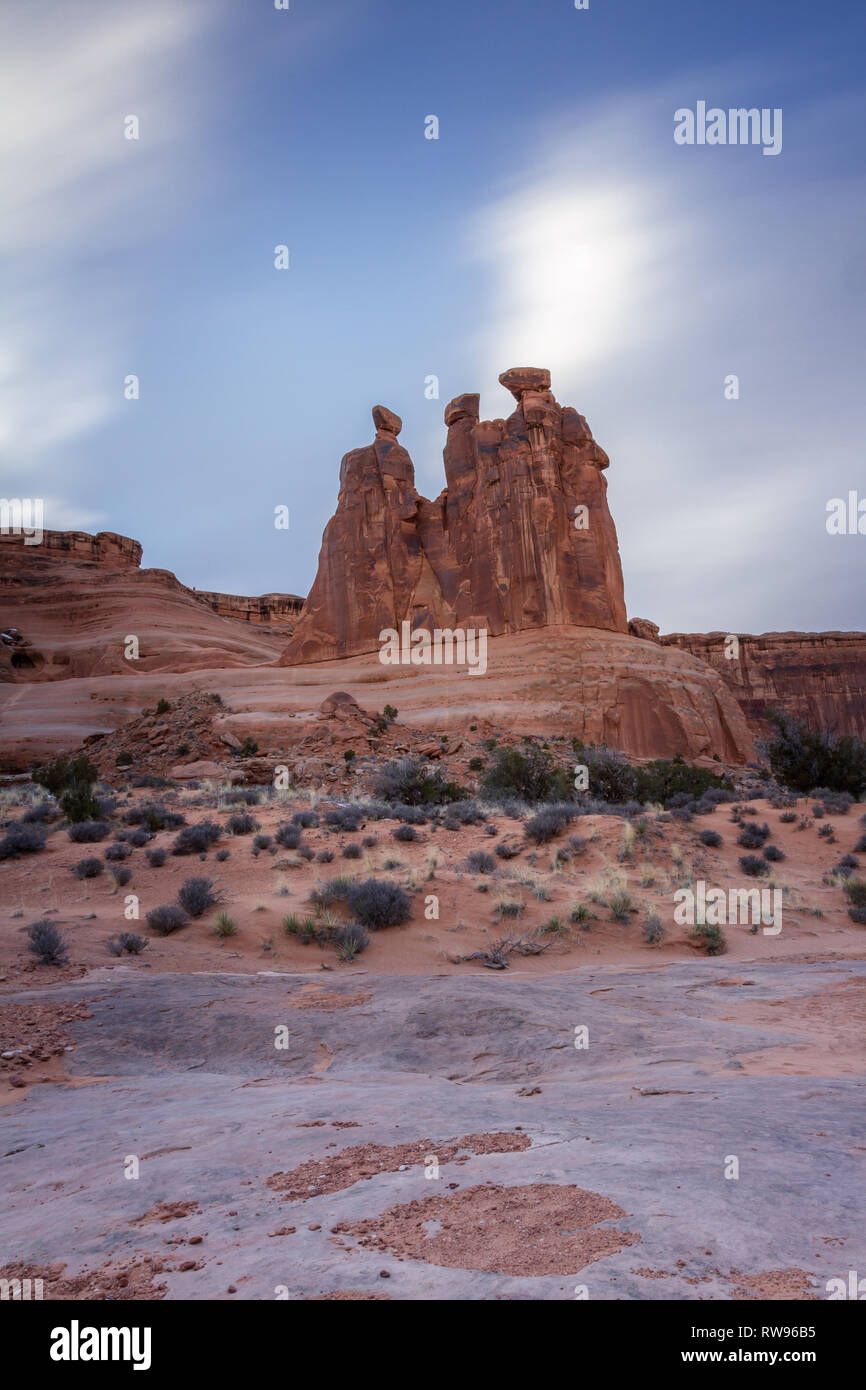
[
  {"xmin": 281, "ymin": 368, "xmax": 628, "ymax": 664},
  {"xmin": 0, "ymin": 530, "xmax": 287, "ymax": 682},
  {"xmin": 661, "ymin": 631, "xmax": 866, "ymax": 738}
]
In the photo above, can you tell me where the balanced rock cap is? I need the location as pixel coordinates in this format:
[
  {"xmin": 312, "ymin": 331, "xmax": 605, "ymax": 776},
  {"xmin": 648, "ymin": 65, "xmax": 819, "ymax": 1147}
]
[
  {"xmin": 498, "ymin": 367, "xmax": 551, "ymax": 401},
  {"xmin": 372, "ymin": 405, "xmax": 402, "ymax": 436},
  {"xmin": 444, "ymin": 393, "xmax": 481, "ymax": 427}
]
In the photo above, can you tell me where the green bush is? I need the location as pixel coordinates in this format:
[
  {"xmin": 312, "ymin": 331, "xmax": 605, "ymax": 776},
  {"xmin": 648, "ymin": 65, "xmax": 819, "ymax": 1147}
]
[
  {"xmin": 61, "ymin": 783, "xmax": 102, "ymax": 823},
  {"xmin": 480, "ymin": 745, "xmax": 572, "ymax": 804},
  {"xmin": 32, "ymin": 754, "xmax": 98, "ymax": 797},
  {"xmin": 765, "ymin": 712, "xmax": 866, "ymax": 797},
  {"xmin": 373, "ymin": 757, "xmax": 466, "ymax": 806}
]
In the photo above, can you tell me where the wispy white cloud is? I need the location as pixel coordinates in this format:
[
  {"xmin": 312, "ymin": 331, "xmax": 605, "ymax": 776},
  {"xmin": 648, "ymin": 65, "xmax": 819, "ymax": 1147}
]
[
  {"xmin": 466, "ymin": 77, "xmax": 866, "ymax": 632},
  {"xmin": 0, "ymin": 0, "xmax": 219, "ymax": 476}
]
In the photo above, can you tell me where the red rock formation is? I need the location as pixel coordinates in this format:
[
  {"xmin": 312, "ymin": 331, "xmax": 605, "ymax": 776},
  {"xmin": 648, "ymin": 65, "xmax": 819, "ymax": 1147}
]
[
  {"xmin": 193, "ymin": 590, "xmax": 303, "ymax": 630},
  {"xmin": 660, "ymin": 630, "xmax": 866, "ymax": 739},
  {"xmin": 281, "ymin": 368, "xmax": 628, "ymax": 664},
  {"xmin": 0, "ymin": 530, "xmax": 287, "ymax": 682}
]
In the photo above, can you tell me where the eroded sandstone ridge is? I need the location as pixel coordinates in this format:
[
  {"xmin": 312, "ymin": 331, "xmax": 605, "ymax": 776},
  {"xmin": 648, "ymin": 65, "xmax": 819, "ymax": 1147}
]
[
  {"xmin": 0, "ymin": 531, "xmax": 299, "ymax": 681},
  {"xmin": 281, "ymin": 368, "xmax": 628, "ymax": 664}
]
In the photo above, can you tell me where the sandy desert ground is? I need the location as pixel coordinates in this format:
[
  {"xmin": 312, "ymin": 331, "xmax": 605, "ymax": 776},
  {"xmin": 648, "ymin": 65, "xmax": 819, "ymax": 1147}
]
[{"xmin": 2, "ymin": 781, "xmax": 864, "ymax": 1300}]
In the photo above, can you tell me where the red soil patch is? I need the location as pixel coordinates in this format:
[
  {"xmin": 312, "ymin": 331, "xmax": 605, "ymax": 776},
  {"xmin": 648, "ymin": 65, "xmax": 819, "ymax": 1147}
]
[
  {"xmin": 335, "ymin": 1181, "xmax": 640, "ymax": 1276},
  {"xmin": 288, "ymin": 989, "xmax": 372, "ymax": 1011},
  {"xmin": 0, "ymin": 1257, "xmax": 170, "ymax": 1300},
  {"xmin": 131, "ymin": 1200, "xmax": 200, "ymax": 1226},
  {"xmin": 267, "ymin": 1131, "xmax": 531, "ymax": 1201},
  {"xmin": 728, "ymin": 1267, "xmax": 819, "ymax": 1300}
]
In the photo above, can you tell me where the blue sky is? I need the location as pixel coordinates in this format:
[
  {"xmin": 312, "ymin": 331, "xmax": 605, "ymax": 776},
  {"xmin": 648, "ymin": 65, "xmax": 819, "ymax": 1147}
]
[{"xmin": 2, "ymin": 0, "xmax": 864, "ymax": 632}]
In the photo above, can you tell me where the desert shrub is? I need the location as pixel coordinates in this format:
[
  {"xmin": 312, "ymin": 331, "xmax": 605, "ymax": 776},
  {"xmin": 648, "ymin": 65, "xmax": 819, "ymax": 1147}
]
[
  {"xmin": 125, "ymin": 828, "xmax": 152, "ymax": 848},
  {"xmin": 698, "ymin": 828, "xmax": 723, "ymax": 848},
  {"xmin": 392, "ymin": 804, "xmax": 428, "ymax": 825},
  {"xmin": 125, "ymin": 803, "xmax": 185, "ymax": 832},
  {"xmin": 833, "ymin": 855, "xmax": 858, "ymax": 878},
  {"xmin": 525, "ymin": 804, "xmax": 575, "ymax": 844},
  {"xmin": 253, "ymin": 834, "xmax": 273, "ymax": 851},
  {"xmin": 27, "ymin": 920, "xmax": 68, "ymax": 966},
  {"xmin": 495, "ymin": 838, "xmax": 522, "ymax": 860},
  {"xmin": 298, "ymin": 845, "xmax": 315, "ymax": 861},
  {"xmin": 309, "ymin": 876, "xmax": 355, "ymax": 909},
  {"xmin": 854, "ymin": 835, "xmax": 866, "ymax": 854},
  {"xmin": 392, "ymin": 824, "xmax": 419, "ymax": 843},
  {"xmin": 146, "ymin": 847, "xmax": 167, "ymax": 867},
  {"xmin": 641, "ymin": 760, "xmax": 730, "ymax": 805},
  {"xmin": 739, "ymin": 854, "xmax": 769, "ymax": 877},
  {"xmin": 574, "ymin": 745, "xmax": 640, "ymax": 803},
  {"xmin": 495, "ymin": 895, "xmax": 524, "ymax": 918},
  {"xmin": 214, "ymin": 912, "xmax": 237, "ymax": 939},
  {"xmin": 609, "ymin": 890, "xmax": 634, "ymax": 922},
  {"xmin": 155, "ymin": 699, "xmax": 171, "ymax": 715},
  {"xmin": 811, "ymin": 788, "xmax": 854, "ymax": 815},
  {"xmin": 0, "ymin": 821, "xmax": 47, "ymax": 859},
  {"xmin": 107, "ymin": 932, "xmax": 147, "ymax": 956},
  {"xmin": 171, "ymin": 821, "xmax": 222, "ymax": 855},
  {"xmin": 642, "ymin": 912, "xmax": 666, "ymax": 945},
  {"xmin": 481, "ymin": 745, "xmax": 571, "ymax": 805},
  {"xmin": 21, "ymin": 801, "xmax": 60, "ymax": 825},
  {"xmin": 316, "ymin": 848, "xmax": 335, "ymax": 863},
  {"xmin": 131, "ymin": 774, "xmax": 171, "ymax": 789},
  {"xmin": 67, "ymin": 820, "xmax": 110, "ymax": 844},
  {"xmin": 146, "ymin": 904, "xmax": 189, "ymax": 935},
  {"xmin": 465, "ymin": 850, "xmax": 496, "ymax": 875},
  {"xmin": 291, "ymin": 810, "xmax": 319, "ymax": 828},
  {"xmin": 779, "ymin": 811, "xmax": 798, "ymax": 824},
  {"xmin": 177, "ymin": 877, "xmax": 223, "ymax": 918},
  {"xmin": 441, "ymin": 800, "xmax": 486, "ymax": 826},
  {"xmin": 345, "ymin": 878, "xmax": 412, "ymax": 929},
  {"xmin": 275, "ymin": 823, "xmax": 301, "ymax": 849},
  {"xmin": 225, "ymin": 789, "xmax": 260, "ymax": 806},
  {"xmin": 110, "ymin": 866, "xmax": 132, "ymax": 887},
  {"xmin": 468, "ymin": 757, "xmax": 485, "ymax": 773},
  {"xmin": 689, "ymin": 923, "xmax": 727, "ymax": 955},
  {"xmin": 843, "ymin": 877, "xmax": 866, "ymax": 909},
  {"xmin": 60, "ymin": 782, "xmax": 102, "ymax": 823},
  {"xmin": 226, "ymin": 811, "xmax": 258, "ymax": 835},
  {"xmin": 849, "ymin": 905, "xmax": 866, "ymax": 925},
  {"xmin": 115, "ymin": 751, "xmax": 134, "ymax": 768},
  {"xmin": 342, "ymin": 843, "xmax": 363, "ymax": 859},
  {"xmin": 32, "ymin": 754, "xmax": 98, "ymax": 798},
  {"xmin": 335, "ymin": 922, "xmax": 370, "ymax": 961},
  {"xmin": 817, "ymin": 823, "xmax": 835, "ymax": 839},
  {"xmin": 104, "ymin": 841, "xmax": 131, "ymax": 861},
  {"xmin": 215, "ymin": 848, "xmax": 230, "ymax": 862},
  {"xmin": 324, "ymin": 806, "xmax": 365, "ymax": 833},
  {"xmin": 763, "ymin": 844, "xmax": 786, "ymax": 862},
  {"xmin": 361, "ymin": 834, "xmax": 378, "ymax": 848},
  {"xmin": 737, "ymin": 822, "xmax": 770, "ymax": 849},
  {"xmin": 74, "ymin": 857, "xmax": 103, "ymax": 879},
  {"xmin": 373, "ymin": 758, "xmax": 466, "ymax": 807},
  {"xmin": 765, "ymin": 713, "xmax": 866, "ymax": 797},
  {"xmin": 570, "ymin": 903, "xmax": 591, "ymax": 927}
]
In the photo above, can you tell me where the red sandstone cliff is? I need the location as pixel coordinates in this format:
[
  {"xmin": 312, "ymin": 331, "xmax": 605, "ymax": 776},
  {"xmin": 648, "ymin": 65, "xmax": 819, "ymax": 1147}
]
[
  {"xmin": 0, "ymin": 531, "xmax": 296, "ymax": 681},
  {"xmin": 280, "ymin": 368, "xmax": 628, "ymax": 665},
  {"xmin": 629, "ymin": 620, "xmax": 866, "ymax": 739}
]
